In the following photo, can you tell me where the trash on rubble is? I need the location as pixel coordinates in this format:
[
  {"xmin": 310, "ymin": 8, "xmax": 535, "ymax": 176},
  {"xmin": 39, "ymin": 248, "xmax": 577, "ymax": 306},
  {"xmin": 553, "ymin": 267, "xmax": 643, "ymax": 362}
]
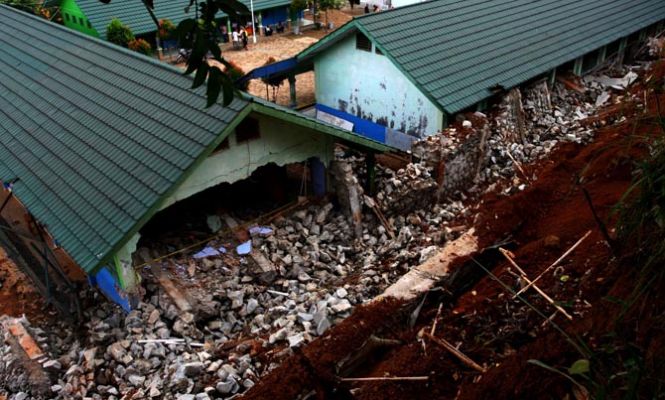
[
  {"xmin": 249, "ymin": 226, "xmax": 274, "ymax": 237},
  {"xmin": 236, "ymin": 241, "xmax": 252, "ymax": 255},
  {"xmin": 193, "ymin": 247, "xmax": 220, "ymax": 259}
]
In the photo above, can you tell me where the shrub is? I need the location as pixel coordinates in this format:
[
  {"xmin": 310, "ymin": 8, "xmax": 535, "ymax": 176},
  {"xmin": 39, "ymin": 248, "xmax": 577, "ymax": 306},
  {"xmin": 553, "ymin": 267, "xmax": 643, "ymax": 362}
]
[
  {"xmin": 106, "ymin": 18, "xmax": 134, "ymax": 47},
  {"xmin": 158, "ymin": 19, "xmax": 176, "ymax": 40},
  {"xmin": 128, "ymin": 38, "xmax": 153, "ymax": 56}
]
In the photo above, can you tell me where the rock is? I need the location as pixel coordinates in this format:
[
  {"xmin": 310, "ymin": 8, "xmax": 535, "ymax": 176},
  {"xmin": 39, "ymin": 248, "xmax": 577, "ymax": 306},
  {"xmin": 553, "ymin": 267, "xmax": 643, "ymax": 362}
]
[
  {"xmin": 108, "ymin": 342, "xmax": 126, "ymax": 362},
  {"xmin": 14, "ymin": 393, "xmax": 28, "ymax": 400},
  {"xmin": 330, "ymin": 299, "xmax": 352, "ymax": 313},
  {"xmin": 43, "ymin": 359, "xmax": 62, "ymax": 371},
  {"xmin": 147, "ymin": 309, "xmax": 161, "ymax": 325},
  {"xmin": 216, "ymin": 380, "xmax": 234, "ymax": 394},
  {"xmin": 287, "ymin": 333, "xmax": 305, "ymax": 348},
  {"xmin": 195, "ymin": 393, "xmax": 211, "ymax": 400},
  {"xmin": 128, "ymin": 375, "xmax": 146, "ymax": 386},
  {"xmin": 419, "ymin": 245, "xmax": 438, "ymax": 263},
  {"xmin": 183, "ymin": 362, "xmax": 205, "ymax": 378},
  {"xmin": 335, "ymin": 288, "xmax": 348, "ymax": 298},
  {"xmin": 268, "ymin": 328, "xmax": 288, "ymax": 344},
  {"xmin": 316, "ymin": 317, "xmax": 331, "ymax": 336},
  {"xmin": 246, "ymin": 298, "xmax": 259, "ymax": 314},
  {"xmin": 177, "ymin": 395, "xmax": 196, "ymax": 400}
]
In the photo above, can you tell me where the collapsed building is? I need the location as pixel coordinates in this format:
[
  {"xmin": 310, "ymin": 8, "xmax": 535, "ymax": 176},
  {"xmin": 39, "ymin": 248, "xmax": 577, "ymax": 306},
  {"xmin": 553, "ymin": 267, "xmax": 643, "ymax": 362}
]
[
  {"xmin": 240, "ymin": 0, "xmax": 665, "ymax": 149},
  {"xmin": 0, "ymin": 4, "xmax": 394, "ymax": 317}
]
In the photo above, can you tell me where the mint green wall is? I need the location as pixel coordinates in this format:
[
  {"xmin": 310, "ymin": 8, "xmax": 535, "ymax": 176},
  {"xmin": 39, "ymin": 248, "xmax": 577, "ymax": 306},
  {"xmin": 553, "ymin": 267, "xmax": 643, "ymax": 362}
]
[
  {"xmin": 111, "ymin": 113, "xmax": 334, "ymax": 291},
  {"xmin": 160, "ymin": 112, "xmax": 335, "ymax": 210},
  {"xmin": 60, "ymin": 0, "xmax": 99, "ymax": 37},
  {"xmin": 314, "ymin": 34, "xmax": 444, "ymax": 137}
]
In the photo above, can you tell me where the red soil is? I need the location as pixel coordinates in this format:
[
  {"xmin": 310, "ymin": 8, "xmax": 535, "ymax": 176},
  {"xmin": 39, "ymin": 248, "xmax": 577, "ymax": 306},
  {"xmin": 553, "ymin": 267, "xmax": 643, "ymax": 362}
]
[{"xmin": 241, "ymin": 61, "xmax": 665, "ymax": 400}]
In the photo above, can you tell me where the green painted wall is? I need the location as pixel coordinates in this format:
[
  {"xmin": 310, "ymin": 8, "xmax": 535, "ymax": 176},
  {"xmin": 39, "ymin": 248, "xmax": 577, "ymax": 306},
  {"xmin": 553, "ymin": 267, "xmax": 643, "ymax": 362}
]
[
  {"xmin": 60, "ymin": 0, "xmax": 99, "ymax": 37},
  {"xmin": 314, "ymin": 34, "xmax": 444, "ymax": 137},
  {"xmin": 110, "ymin": 112, "xmax": 334, "ymax": 292},
  {"xmin": 161, "ymin": 112, "xmax": 335, "ymax": 209}
]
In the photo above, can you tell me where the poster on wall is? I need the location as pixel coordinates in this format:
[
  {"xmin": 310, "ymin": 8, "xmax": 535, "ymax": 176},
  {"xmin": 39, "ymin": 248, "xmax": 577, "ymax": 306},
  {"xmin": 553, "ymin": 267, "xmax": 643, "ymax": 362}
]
[{"xmin": 316, "ymin": 110, "xmax": 355, "ymax": 131}]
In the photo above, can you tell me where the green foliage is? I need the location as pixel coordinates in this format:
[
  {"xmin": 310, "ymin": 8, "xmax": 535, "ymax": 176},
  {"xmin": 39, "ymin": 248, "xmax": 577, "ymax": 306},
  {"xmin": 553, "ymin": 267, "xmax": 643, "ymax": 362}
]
[
  {"xmin": 158, "ymin": 19, "xmax": 177, "ymax": 40},
  {"xmin": 128, "ymin": 38, "xmax": 153, "ymax": 55},
  {"xmin": 100, "ymin": 0, "xmax": 249, "ymax": 107},
  {"xmin": 106, "ymin": 18, "xmax": 134, "ymax": 47},
  {"xmin": 175, "ymin": 0, "xmax": 250, "ymax": 107},
  {"xmin": 290, "ymin": 0, "xmax": 307, "ymax": 12},
  {"xmin": 1, "ymin": 0, "xmax": 37, "ymax": 13},
  {"xmin": 317, "ymin": 0, "xmax": 344, "ymax": 11}
]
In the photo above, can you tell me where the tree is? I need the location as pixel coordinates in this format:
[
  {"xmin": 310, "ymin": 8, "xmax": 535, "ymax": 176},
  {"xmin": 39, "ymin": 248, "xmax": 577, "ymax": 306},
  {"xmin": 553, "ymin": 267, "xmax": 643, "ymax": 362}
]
[
  {"xmin": 100, "ymin": 0, "xmax": 250, "ymax": 108},
  {"xmin": 1, "ymin": 0, "xmax": 37, "ymax": 13},
  {"xmin": 317, "ymin": 0, "xmax": 344, "ymax": 28},
  {"xmin": 106, "ymin": 18, "xmax": 135, "ymax": 47},
  {"xmin": 128, "ymin": 38, "xmax": 153, "ymax": 55},
  {"xmin": 290, "ymin": 0, "xmax": 342, "ymax": 28},
  {"xmin": 158, "ymin": 18, "xmax": 177, "ymax": 41}
]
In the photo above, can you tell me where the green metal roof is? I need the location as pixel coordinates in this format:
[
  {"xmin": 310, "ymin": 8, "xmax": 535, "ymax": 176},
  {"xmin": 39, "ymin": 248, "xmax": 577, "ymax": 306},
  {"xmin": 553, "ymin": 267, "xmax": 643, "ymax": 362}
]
[
  {"xmin": 299, "ymin": 0, "xmax": 665, "ymax": 114},
  {"xmin": 72, "ymin": 0, "xmax": 291, "ymax": 39},
  {"xmin": 0, "ymin": 5, "xmax": 388, "ymax": 273}
]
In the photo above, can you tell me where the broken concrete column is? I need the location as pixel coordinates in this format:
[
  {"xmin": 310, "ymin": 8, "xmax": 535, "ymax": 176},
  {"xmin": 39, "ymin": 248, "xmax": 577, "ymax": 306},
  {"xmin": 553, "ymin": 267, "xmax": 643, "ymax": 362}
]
[{"xmin": 330, "ymin": 161, "xmax": 364, "ymax": 238}]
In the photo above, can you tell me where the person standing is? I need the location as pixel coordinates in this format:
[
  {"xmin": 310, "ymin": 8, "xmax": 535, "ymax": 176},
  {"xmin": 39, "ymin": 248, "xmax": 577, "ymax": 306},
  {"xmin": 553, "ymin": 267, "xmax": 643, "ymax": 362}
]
[
  {"xmin": 232, "ymin": 28, "xmax": 239, "ymax": 49},
  {"xmin": 241, "ymin": 27, "xmax": 248, "ymax": 50},
  {"xmin": 364, "ymin": 3, "xmax": 369, "ymax": 13}
]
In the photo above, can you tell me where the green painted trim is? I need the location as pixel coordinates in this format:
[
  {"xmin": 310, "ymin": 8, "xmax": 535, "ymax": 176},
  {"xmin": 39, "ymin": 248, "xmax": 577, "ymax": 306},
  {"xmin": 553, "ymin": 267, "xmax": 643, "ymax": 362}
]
[
  {"xmin": 250, "ymin": 102, "xmax": 391, "ymax": 152},
  {"xmin": 297, "ymin": 20, "xmax": 358, "ymax": 61},
  {"xmin": 112, "ymin": 255, "xmax": 126, "ymax": 289},
  {"xmin": 597, "ymin": 46, "xmax": 607, "ymax": 64},
  {"xmin": 549, "ymin": 68, "xmax": 557, "ymax": 87},
  {"xmin": 573, "ymin": 57, "xmax": 583, "ymax": 76},
  {"xmin": 92, "ymin": 105, "xmax": 254, "ymax": 273}
]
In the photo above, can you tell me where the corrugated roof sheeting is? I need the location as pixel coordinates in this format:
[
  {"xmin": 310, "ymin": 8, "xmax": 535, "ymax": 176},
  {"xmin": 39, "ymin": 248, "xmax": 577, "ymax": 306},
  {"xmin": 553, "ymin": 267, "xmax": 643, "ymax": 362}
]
[
  {"xmin": 305, "ymin": 0, "xmax": 665, "ymax": 114},
  {"xmin": 0, "ymin": 5, "xmax": 247, "ymax": 272},
  {"xmin": 74, "ymin": 0, "xmax": 292, "ymax": 39}
]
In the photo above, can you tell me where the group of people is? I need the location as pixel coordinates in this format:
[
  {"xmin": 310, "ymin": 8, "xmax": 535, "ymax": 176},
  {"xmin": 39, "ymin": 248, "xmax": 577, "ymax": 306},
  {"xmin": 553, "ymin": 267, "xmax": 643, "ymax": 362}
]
[{"xmin": 230, "ymin": 27, "xmax": 249, "ymax": 50}]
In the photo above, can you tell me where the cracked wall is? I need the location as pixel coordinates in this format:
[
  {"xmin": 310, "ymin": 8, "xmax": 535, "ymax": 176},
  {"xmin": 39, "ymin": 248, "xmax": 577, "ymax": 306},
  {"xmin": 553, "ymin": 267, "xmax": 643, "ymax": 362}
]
[{"xmin": 314, "ymin": 35, "xmax": 444, "ymax": 137}]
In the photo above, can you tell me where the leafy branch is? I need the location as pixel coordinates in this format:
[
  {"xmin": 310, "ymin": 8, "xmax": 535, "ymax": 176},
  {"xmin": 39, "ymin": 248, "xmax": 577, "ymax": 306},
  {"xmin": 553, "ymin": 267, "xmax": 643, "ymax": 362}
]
[{"xmin": 99, "ymin": 0, "xmax": 250, "ymax": 107}]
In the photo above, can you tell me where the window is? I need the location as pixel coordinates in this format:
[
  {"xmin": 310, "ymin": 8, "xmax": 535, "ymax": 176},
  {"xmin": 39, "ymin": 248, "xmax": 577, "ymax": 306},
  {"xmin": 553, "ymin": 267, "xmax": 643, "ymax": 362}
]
[
  {"xmin": 78, "ymin": 17, "xmax": 84, "ymax": 25},
  {"xmin": 87, "ymin": 20, "xmax": 92, "ymax": 29},
  {"xmin": 375, "ymin": 46, "xmax": 383, "ymax": 55},
  {"xmin": 65, "ymin": 13, "xmax": 69, "ymax": 22},
  {"xmin": 355, "ymin": 32, "xmax": 372, "ymax": 52},
  {"xmin": 235, "ymin": 117, "xmax": 260, "ymax": 143}
]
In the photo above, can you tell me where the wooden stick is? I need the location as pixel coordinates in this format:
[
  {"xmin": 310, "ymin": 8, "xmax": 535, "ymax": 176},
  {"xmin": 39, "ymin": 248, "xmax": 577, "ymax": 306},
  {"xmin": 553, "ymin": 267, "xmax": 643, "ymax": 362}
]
[
  {"xmin": 423, "ymin": 332, "xmax": 486, "ymax": 372},
  {"xmin": 514, "ymin": 230, "xmax": 592, "ymax": 297},
  {"xmin": 340, "ymin": 376, "xmax": 429, "ymax": 382},
  {"xmin": 499, "ymin": 248, "xmax": 573, "ymax": 320},
  {"xmin": 505, "ymin": 150, "xmax": 529, "ymax": 182},
  {"xmin": 430, "ymin": 303, "xmax": 443, "ymax": 336}
]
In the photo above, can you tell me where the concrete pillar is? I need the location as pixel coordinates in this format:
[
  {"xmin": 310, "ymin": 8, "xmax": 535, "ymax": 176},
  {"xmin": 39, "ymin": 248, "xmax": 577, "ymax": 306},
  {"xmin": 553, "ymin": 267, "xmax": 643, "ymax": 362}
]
[
  {"xmin": 365, "ymin": 152, "xmax": 376, "ymax": 196},
  {"xmin": 549, "ymin": 68, "xmax": 557, "ymax": 88},
  {"xmin": 597, "ymin": 46, "xmax": 607, "ymax": 65},
  {"xmin": 112, "ymin": 234, "xmax": 141, "ymax": 294},
  {"xmin": 288, "ymin": 75, "xmax": 297, "ymax": 109},
  {"xmin": 310, "ymin": 157, "xmax": 327, "ymax": 196},
  {"xmin": 226, "ymin": 19, "xmax": 232, "ymax": 42},
  {"xmin": 258, "ymin": 12, "xmax": 263, "ymax": 34},
  {"xmin": 573, "ymin": 57, "xmax": 583, "ymax": 76},
  {"xmin": 618, "ymin": 37, "xmax": 628, "ymax": 65}
]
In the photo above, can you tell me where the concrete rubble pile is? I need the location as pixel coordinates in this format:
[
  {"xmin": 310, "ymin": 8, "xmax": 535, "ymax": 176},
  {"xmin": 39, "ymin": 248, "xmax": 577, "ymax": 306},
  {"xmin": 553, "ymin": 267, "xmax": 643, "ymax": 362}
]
[
  {"xmin": 0, "ymin": 64, "xmax": 650, "ymax": 400},
  {"xmin": 413, "ymin": 66, "xmax": 643, "ymax": 198}
]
